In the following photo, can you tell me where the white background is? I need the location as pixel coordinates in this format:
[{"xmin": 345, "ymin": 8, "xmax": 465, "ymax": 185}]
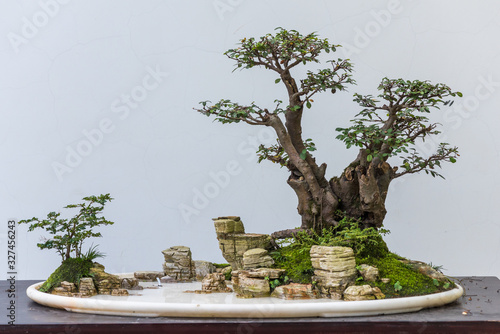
[{"xmin": 1, "ymin": 0, "xmax": 499, "ymax": 280}]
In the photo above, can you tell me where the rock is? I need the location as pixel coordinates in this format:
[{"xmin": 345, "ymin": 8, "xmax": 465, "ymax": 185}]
[
  {"xmin": 310, "ymin": 246, "xmax": 357, "ymax": 298},
  {"xmin": 160, "ymin": 276, "xmax": 175, "ymax": 283},
  {"xmin": 111, "ymin": 288, "xmax": 129, "ymax": 296},
  {"xmin": 271, "ymin": 283, "xmax": 319, "ymax": 300},
  {"xmin": 89, "ymin": 263, "xmax": 122, "ymax": 295},
  {"xmin": 221, "ymin": 266, "xmax": 232, "ymax": 279},
  {"xmin": 399, "ymin": 259, "xmax": 448, "ymax": 282},
  {"xmin": 213, "ymin": 216, "xmax": 245, "ymax": 237},
  {"xmin": 213, "ymin": 217, "xmax": 272, "ymax": 270},
  {"xmin": 78, "ymin": 277, "xmax": 97, "ymax": 297},
  {"xmin": 232, "ymin": 273, "xmax": 270, "ymax": 298},
  {"xmin": 358, "ymin": 264, "xmax": 379, "ymax": 282},
  {"xmin": 134, "ymin": 271, "xmax": 164, "ymax": 281},
  {"xmin": 51, "ymin": 281, "xmax": 77, "ymax": 297},
  {"xmin": 121, "ymin": 277, "xmax": 143, "ymax": 290},
  {"xmin": 194, "ymin": 260, "xmax": 216, "ymax": 281},
  {"xmin": 343, "ymin": 285, "xmax": 385, "ymax": 301},
  {"xmin": 201, "ymin": 273, "xmax": 232, "ymax": 293},
  {"xmin": 381, "ymin": 278, "xmax": 391, "ymax": 284},
  {"xmin": 235, "ymin": 268, "xmax": 285, "ymax": 280},
  {"xmin": 162, "ymin": 246, "xmax": 195, "ymax": 281},
  {"xmin": 243, "ymin": 248, "xmax": 274, "ymax": 269}
]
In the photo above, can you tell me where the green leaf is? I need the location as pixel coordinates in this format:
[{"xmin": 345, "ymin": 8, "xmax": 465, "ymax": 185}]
[
  {"xmin": 394, "ymin": 281, "xmax": 402, "ymax": 292},
  {"xmin": 306, "ymin": 100, "xmax": 312, "ymax": 109},
  {"xmin": 300, "ymin": 149, "xmax": 307, "ymax": 160},
  {"xmin": 456, "ymin": 92, "xmax": 463, "ymax": 97},
  {"xmin": 367, "ymin": 154, "xmax": 373, "ymax": 162},
  {"xmin": 449, "ymin": 157, "xmax": 456, "ymax": 163},
  {"xmin": 275, "ymin": 78, "xmax": 281, "ymax": 84}
]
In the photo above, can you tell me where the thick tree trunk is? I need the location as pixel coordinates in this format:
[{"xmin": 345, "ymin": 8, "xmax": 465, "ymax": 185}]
[{"xmin": 272, "ymin": 160, "xmax": 395, "ymax": 241}]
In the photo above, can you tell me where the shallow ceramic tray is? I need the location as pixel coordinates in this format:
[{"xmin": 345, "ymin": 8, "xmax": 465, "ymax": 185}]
[{"xmin": 27, "ymin": 281, "xmax": 464, "ymax": 318}]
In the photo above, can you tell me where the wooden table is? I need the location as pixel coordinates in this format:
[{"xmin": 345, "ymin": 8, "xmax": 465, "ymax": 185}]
[{"xmin": 1, "ymin": 276, "xmax": 499, "ymax": 333}]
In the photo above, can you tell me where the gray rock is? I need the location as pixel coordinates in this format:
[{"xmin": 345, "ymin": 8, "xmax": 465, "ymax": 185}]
[
  {"xmin": 194, "ymin": 260, "xmax": 216, "ymax": 281},
  {"xmin": 121, "ymin": 277, "xmax": 143, "ymax": 290},
  {"xmin": 134, "ymin": 271, "xmax": 164, "ymax": 281}
]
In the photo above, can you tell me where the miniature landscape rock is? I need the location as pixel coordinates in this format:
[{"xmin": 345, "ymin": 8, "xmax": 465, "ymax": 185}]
[
  {"xmin": 51, "ymin": 281, "xmax": 77, "ymax": 297},
  {"xmin": 358, "ymin": 264, "xmax": 380, "ymax": 282},
  {"xmin": 213, "ymin": 217, "xmax": 272, "ymax": 269},
  {"xmin": 399, "ymin": 259, "xmax": 449, "ymax": 282},
  {"xmin": 121, "ymin": 277, "xmax": 143, "ymax": 290},
  {"xmin": 162, "ymin": 246, "xmax": 195, "ymax": 281},
  {"xmin": 271, "ymin": 283, "xmax": 319, "ymax": 300},
  {"xmin": 231, "ymin": 268, "xmax": 285, "ymax": 298},
  {"xmin": 310, "ymin": 246, "xmax": 357, "ymax": 298},
  {"xmin": 201, "ymin": 273, "xmax": 232, "ymax": 293},
  {"xmin": 194, "ymin": 260, "xmax": 216, "ymax": 281},
  {"xmin": 78, "ymin": 277, "xmax": 97, "ymax": 297},
  {"xmin": 90, "ymin": 263, "xmax": 128, "ymax": 296},
  {"xmin": 343, "ymin": 285, "xmax": 385, "ymax": 301},
  {"xmin": 134, "ymin": 271, "xmax": 164, "ymax": 281},
  {"xmin": 243, "ymin": 248, "xmax": 274, "ymax": 269}
]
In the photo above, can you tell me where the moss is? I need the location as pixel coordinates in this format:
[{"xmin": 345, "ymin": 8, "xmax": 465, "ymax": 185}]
[
  {"xmin": 39, "ymin": 258, "xmax": 93, "ymax": 293},
  {"xmin": 356, "ymin": 253, "xmax": 448, "ymax": 298},
  {"xmin": 270, "ymin": 245, "xmax": 314, "ymax": 284},
  {"xmin": 212, "ymin": 263, "xmax": 231, "ymax": 269}
]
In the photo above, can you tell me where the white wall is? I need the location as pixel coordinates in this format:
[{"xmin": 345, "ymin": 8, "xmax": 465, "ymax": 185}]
[{"xmin": 1, "ymin": 0, "xmax": 499, "ymax": 280}]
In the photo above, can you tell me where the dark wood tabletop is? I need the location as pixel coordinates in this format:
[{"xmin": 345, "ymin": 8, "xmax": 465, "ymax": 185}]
[{"xmin": 1, "ymin": 276, "xmax": 499, "ymax": 333}]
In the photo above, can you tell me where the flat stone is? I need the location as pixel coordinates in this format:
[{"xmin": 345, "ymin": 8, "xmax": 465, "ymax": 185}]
[
  {"xmin": 271, "ymin": 283, "xmax": 319, "ymax": 300},
  {"xmin": 111, "ymin": 288, "xmax": 129, "ymax": 296},
  {"xmin": 343, "ymin": 285, "xmax": 385, "ymax": 301},
  {"xmin": 134, "ymin": 271, "xmax": 164, "ymax": 281},
  {"xmin": 234, "ymin": 268, "xmax": 285, "ymax": 280}
]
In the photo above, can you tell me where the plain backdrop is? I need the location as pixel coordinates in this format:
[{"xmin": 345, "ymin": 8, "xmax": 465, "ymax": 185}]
[{"xmin": 1, "ymin": 0, "xmax": 499, "ymax": 280}]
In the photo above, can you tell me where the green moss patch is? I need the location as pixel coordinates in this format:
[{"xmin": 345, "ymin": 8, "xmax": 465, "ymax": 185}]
[
  {"xmin": 356, "ymin": 253, "xmax": 450, "ymax": 298},
  {"xmin": 39, "ymin": 258, "xmax": 93, "ymax": 293}
]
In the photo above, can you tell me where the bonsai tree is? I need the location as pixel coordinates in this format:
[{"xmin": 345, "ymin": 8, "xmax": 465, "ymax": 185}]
[
  {"xmin": 19, "ymin": 194, "xmax": 114, "ymax": 261},
  {"xmin": 196, "ymin": 28, "xmax": 460, "ymax": 239}
]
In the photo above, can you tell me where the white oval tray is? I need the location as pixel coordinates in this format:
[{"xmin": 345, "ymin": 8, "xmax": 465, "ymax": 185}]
[{"xmin": 27, "ymin": 281, "xmax": 463, "ymax": 318}]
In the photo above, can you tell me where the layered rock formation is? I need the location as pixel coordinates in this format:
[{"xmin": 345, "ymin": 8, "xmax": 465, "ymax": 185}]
[
  {"xmin": 343, "ymin": 285, "xmax": 385, "ymax": 301},
  {"xmin": 310, "ymin": 246, "xmax": 357, "ymax": 299},
  {"xmin": 201, "ymin": 273, "xmax": 232, "ymax": 293},
  {"xmin": 162, "ymin": 246, "xmax": 195, "ymax": 281},
  {"xmin": 232, "ymin": 268, "xmax": 285, "ymax": 298},
  {"xmin": 213, "ymin": 217, "xmax": 272, "ymax": 270},
  {"xmin": 243, "ymin": 248, "xmax": 274, "ymax": 269},
  {"xmin": 90, "ymin": 263, "xmax": 128, "ymax": 296},
  {"xmin": 271, "ymin": 283, "xmax": 319, "ymax": 300}
]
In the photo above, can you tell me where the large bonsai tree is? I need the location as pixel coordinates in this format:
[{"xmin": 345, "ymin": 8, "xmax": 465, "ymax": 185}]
[{"xmin": 196, "ymin": 28, "xmax": 460, "ymax": 239}]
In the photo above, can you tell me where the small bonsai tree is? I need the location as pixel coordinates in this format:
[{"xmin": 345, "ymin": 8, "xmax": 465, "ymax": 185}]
[
  {"xmin": 196, "ymin": 28, "xmax": 460, "ymax": 239},
  {"xmin": 19, "ymin": 194, "xmax": 114, "ymax": 261}
]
